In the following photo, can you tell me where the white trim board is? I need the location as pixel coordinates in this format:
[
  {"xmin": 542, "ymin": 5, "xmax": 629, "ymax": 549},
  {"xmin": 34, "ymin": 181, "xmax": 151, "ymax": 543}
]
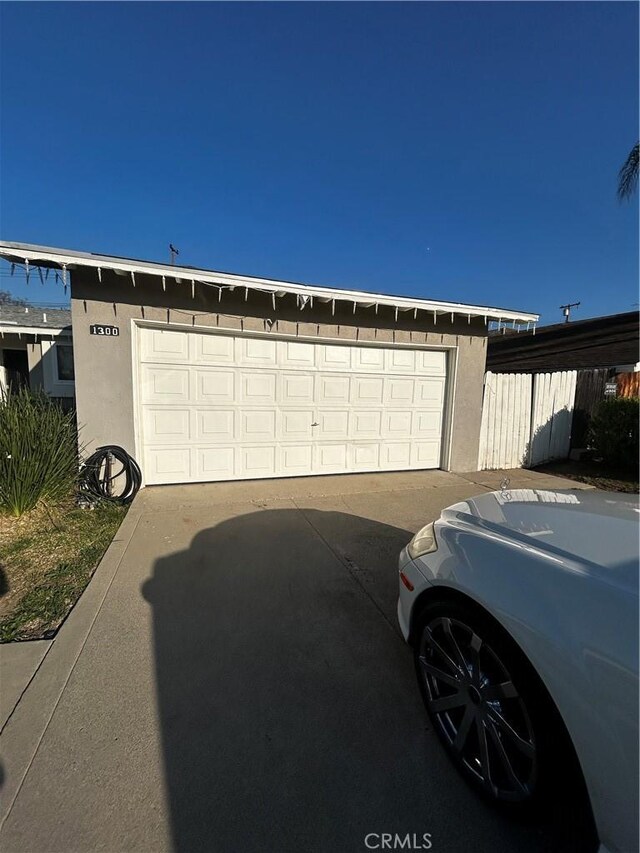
[
  {"xmin": 0, "ymin": 325, "xmax": 71, "ymax": 338},
  {"xmin": 0, "ymin": 240, "xmax": 539, "ymax": 327}
]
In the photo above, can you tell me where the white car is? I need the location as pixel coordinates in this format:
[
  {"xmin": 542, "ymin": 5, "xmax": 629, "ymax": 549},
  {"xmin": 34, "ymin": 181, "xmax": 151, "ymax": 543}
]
[{"xmin": 398, "ymin": 487, "xmax": 638, "ymax": 853}]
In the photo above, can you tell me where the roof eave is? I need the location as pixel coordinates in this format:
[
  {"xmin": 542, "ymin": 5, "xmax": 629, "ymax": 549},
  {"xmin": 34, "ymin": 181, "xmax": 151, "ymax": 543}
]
[{"xmin": 0, "ymin": 241, "xmax": 539, "ymax": 325}]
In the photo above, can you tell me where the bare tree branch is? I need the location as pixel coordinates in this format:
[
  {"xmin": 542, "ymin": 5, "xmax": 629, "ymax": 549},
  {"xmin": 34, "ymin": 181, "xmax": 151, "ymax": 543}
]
[{"xmin": 0, "ymin": 290, "xmax": 29, "ymax": 306}]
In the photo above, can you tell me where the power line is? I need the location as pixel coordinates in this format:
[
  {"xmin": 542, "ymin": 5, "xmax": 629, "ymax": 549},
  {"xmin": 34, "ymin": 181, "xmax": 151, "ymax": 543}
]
[{"xmin": 0, "ymin": 298, "xmax": 70, "ymax": 308}]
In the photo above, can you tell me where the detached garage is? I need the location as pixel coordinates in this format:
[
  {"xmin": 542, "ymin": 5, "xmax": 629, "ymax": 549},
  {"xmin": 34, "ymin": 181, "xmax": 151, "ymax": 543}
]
[{"xmin": 0, "ymin": 242, "xmax": 538, "ymax": 486}]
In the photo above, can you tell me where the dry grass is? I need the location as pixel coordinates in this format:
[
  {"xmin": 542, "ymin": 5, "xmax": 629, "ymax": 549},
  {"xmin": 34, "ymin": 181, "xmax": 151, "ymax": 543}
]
[{"xmin": 0, "ymin": 500, "xmax": 126, "ymax": 642}]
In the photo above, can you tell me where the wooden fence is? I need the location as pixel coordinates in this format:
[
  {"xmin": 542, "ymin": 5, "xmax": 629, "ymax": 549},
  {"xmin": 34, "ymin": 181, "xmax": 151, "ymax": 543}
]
[
  {"xmin": 478, "ymin": 372, "xmax": 532, "ymax": 469},
  {"xmin": 571, "ymin": 368, "xmax": 609, "ymax": 448},
  {"xmin": 478, "ymin": 370, "xmax": 577, "ymax": 470},
  {"xmin": 571, "ymin": 369, "xmax": 639, "ymax": 447},
  {"xmin": 617, "ymin": 371, "xmax": 640, "ymax": 398},
  {"xmin": 528, "ymin": 371, "xmax": 577, "ymax": 466}
]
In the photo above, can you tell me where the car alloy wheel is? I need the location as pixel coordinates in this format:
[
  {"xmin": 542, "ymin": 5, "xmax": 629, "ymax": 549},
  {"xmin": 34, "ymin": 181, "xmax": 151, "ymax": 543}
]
[{"xmin": 418, "ymin": 615, "xmax": 537, "ymax": 802}]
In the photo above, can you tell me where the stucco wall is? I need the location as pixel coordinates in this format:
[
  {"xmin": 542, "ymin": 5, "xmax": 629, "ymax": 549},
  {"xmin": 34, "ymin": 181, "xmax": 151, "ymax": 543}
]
[
  {"xmin": 26, "ymin": 341, "xmax": 45, "ymax": 390},
  {"xmin": 71, "ymin": 269, "xmax": 487, "ymax": 474}
]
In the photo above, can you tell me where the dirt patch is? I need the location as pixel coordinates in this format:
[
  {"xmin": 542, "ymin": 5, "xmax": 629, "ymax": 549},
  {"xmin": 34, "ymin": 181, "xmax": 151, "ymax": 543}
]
[{"xmin": 533, "ymin": 459, "xmax": 639, "ymax": 493}]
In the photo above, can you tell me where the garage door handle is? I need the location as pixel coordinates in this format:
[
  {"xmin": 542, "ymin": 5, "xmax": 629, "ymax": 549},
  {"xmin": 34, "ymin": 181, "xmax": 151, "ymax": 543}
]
[{"xmin": 311, "ymin": 422, "xmax": 319, "ymax": 427}]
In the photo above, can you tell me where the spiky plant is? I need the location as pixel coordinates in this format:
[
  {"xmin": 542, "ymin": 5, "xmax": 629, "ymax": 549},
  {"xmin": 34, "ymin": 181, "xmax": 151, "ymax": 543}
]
[{"xmin": 0, "ymin": 388, "xmax": 80, "ymax": 516}]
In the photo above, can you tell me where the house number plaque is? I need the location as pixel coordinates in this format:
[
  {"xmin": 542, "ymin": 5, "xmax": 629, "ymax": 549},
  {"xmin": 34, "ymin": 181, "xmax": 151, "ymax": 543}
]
[{"xmin": 90, "ymin": 324, "xmax": 120, "ymax": 337}]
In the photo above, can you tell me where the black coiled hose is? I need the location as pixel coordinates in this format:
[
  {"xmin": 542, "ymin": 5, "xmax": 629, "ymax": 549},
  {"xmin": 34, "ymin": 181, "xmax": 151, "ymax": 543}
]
[{"xmin": 80, "ymin": 445, "xmax": 142, "ymax": 504}]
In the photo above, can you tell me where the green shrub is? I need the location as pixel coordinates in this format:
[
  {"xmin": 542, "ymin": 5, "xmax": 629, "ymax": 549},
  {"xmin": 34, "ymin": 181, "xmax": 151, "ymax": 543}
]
[
  {"xmin": 589, "ymin": 396, "xmax": 639, "ymax": 469},
  {"xmin": 0, "ymin": 388, "xmax": 80, "ymax": 516}
]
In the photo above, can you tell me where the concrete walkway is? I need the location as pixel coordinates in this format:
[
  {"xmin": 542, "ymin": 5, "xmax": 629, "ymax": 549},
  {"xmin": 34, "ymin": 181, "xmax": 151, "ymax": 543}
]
[
  {"xmin": 0, "ymin": 469, "xmax": 590, "ymax": 853},
  {"xmin": 0, "ymin": 641, "xmax": 51, "ymax": 731}
]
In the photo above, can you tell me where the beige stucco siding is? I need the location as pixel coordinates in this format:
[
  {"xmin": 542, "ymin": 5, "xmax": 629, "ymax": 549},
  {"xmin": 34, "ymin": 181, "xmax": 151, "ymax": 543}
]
[
  {"xmin": 446, "ymin": 334, "xmax": 488, "ymax": 471},
  {"xmin": 71, "ymin": 269, "xmax": 487, "ymax": 473},
  {"xmin": 25, "ymin": 342, "xmax": 45, "ymax": 389}
]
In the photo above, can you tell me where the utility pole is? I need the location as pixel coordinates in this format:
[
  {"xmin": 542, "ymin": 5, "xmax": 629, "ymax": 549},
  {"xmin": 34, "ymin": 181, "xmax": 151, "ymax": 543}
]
[
  {"xmin": 169, "ymin": 244, "xmax": 179, "ymax": 265},
  {"xmin": 559, "ymin": 301, "xmax": 580, "ymax": 323}
]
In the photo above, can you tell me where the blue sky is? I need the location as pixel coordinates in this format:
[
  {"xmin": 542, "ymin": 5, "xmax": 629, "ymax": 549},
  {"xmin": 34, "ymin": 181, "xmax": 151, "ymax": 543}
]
[{"xmin": 0, "ymin": 2, "xmax": 637, "ymax": 324}]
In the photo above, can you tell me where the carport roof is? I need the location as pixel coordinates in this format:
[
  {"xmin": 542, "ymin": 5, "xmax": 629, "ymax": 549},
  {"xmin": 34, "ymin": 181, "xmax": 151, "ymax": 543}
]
[{"xmin": 0, "ymin": 240, "xmax": 539, "ymax": 328}]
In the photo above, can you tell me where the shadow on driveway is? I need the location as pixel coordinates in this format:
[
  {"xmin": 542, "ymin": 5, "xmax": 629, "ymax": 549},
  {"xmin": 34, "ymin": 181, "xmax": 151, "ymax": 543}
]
[{"xmin": 142, "ymin": 507, "xmax": 560, "ymax": 853}]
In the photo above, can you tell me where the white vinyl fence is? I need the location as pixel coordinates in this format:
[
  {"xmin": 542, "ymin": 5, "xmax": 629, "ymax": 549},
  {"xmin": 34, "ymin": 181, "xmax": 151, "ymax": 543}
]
[{"xmin": 478, "ymin": 370, "xmax": 577, "ymax": 470}]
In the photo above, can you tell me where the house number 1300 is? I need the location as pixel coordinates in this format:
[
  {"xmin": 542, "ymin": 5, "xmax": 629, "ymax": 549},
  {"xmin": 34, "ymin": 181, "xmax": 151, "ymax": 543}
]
[{"xmin": 90, "ymin": 324, "xmax": 120, "ymax": 336}]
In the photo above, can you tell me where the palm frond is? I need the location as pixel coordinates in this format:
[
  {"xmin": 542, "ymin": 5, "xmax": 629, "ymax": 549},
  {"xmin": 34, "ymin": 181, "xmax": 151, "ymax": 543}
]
[{"xmin": 617, "ymin": 142, "xmax": 639, "ymax": 201}]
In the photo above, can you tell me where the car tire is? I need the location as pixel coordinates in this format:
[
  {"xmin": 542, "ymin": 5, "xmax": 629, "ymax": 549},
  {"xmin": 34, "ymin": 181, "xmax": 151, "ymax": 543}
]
[{"xmin": 413, "ymin": 598, "xmax": 598, "ymax": 848}]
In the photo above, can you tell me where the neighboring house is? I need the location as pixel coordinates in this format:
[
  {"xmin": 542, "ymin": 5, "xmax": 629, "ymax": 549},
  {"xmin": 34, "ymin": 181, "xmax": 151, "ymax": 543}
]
[
  {"xmin": 0, "ymin": 241, "xmax": 538, "ymax": 486},
  {"xmin": 0, "ymin": 303, "xmax": 74, "ymax": 405}
]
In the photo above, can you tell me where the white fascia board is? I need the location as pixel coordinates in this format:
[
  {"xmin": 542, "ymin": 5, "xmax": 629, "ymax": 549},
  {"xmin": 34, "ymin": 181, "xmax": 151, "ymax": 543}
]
[
  {"xmin": 0, "ymin": 325, "xmax": 71, "ymax": 337},
  {"xmin": 0, "ymin": 242, "xmax": 539, "ymax": 324}
]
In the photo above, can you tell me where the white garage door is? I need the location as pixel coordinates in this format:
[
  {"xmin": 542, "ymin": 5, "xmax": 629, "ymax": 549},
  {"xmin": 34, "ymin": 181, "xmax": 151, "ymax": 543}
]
[{"xmin": 137, "ymin": 327, "xmax": 448, "ymax": 485}]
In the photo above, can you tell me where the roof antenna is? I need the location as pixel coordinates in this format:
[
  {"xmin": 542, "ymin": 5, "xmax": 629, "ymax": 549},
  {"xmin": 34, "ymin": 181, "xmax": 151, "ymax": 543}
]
[
  {"xmin": 559, "ymin": 301, "xmax": 580, "ymax": 323},
  {"xmin": 169, "ymin": 244, "xmax": 179, "ymax": 265}
]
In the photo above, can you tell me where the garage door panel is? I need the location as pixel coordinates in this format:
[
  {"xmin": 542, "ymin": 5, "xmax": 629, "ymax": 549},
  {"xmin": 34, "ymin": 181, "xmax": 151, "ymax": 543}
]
[
  {"xmin": 138, "ymin": 328, "xmax": 448, "ymax": 484},
  {"xmin": 141, "ymin": 329, "xmax": 190, "ymax": 363},
  {"xmin": 316, "ymin": 375, "xmax": 350, "ymax": 404},
  {"xmin": 281, "ymin": 409, "xmax": 315, "ymax": 440},
  {"xmin": 352, "ymin": 376, "xmax": 384, "ymax": 405},
  {"xmin": 144, "ymin": 408, "xmax": 191, "ymax": 444},
  {"xmin": 195, "ymin": 410, "xmax": 236, "ymax": 443},
  {"xmin": 241, "ymin": 445, "xmax": 276, "ymax": 476},
  {"xmin": 278, "ymin": 340, "xmax": 316, "ymax": 369},
  {"xmin": 241, "ymin": 338, "xmax": 277, "ymax": 366},
  {"xmin": 316, "ymin": 410, "xmax": 349, "ymax": 439},
  {"xmin": 418, "ymin": 350, "xmax": 446, "ymax": 375},
  {"xmin": 350, "ymin": 409, "xmax": 382, "ymax": 438},
  {"xmin": 314, "ymin": 443, "xmax": 348, "ymax": 472},
  {"xmin": 412, "ymin": 441, "xmax": 441, "ymax": 467},
  {"xmin": 386, "ymin": 349, "xmax": 416, "ymax": 373},
  {"xmin": 145, "ymin": 447, "xmax": 191, "ymax": 482},
  {"xmin": 281, "ymin": 444, "xmax": 313, "ymax": 474},
  {"xmin": 280, "ymin": 373, "xmax": 314, "ymax": 405},
  {"xmin": 382, "ymin": 410, "xmax": 412, "ymax": 438},
  {"xmin": 384, "ymin": 377, "xmax": 414, "ymax": 405},
  {"xmin": 351, "ymin": 442, "xmax": 380, "ymax": 469},
  {"xmin": 196, "ymin": 334, "xmax": 235, "ymax": 364},
  {"xmin": 413, "ymin": 410, "xmax": 443, "ymax": 438},
  {"xmin": 241, "ymin": 409, "xmax": 277, "ymax": 441},
  {"xmin": 382, "ymin": 442, "xmax": 412, "ymax": 468},
  {"xmin": 240, "ymin": 372, "xmax": 277, "ymax": 403},
  {"xmin": 196, "ymin": 446, "xmax": 235, "ymax": 479},
  {"xmin": 318, "ymin": 344, "xmax": 351, "ymax": 371},
  {"xmin": 141, "ymin": 366, "xmax": 190, "ymax": 404},
  {"xmin": 353, "ymin": 347, "xmax": 385, "ymax": 372},
  {"xmin": 414, "ymin": 377, "xmax": 446, "ymax": 406},
  {"xmin": 195, "ymin": 370, "xmax": 235, "ymax": 404}
]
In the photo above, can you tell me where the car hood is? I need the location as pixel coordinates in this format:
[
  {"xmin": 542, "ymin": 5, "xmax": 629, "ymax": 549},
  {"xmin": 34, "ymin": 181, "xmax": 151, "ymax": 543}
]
[{"xmin": 442, "ymin": 488, "xmax": 639, "ymax": 593}]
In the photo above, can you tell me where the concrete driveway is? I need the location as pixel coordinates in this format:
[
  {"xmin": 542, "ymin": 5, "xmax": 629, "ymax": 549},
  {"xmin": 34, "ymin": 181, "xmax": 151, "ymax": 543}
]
[{"xmin": 0, "ymin": 468, "xmax": 589, "ymax": 853}]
